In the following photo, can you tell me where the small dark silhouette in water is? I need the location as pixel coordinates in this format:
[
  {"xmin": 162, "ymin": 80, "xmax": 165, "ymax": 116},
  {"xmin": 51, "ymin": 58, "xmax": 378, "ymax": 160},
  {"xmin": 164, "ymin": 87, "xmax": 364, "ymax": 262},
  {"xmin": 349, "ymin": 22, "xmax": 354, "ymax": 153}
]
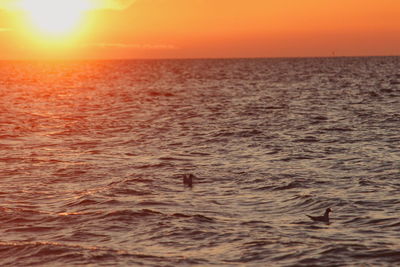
[
  {"xmin": 306, "ymin": 208, "xmax": 332, "ymax": 223},
  {"xmin": 183, "ymin": 174, "xmax": 195, "ymax": 187}
]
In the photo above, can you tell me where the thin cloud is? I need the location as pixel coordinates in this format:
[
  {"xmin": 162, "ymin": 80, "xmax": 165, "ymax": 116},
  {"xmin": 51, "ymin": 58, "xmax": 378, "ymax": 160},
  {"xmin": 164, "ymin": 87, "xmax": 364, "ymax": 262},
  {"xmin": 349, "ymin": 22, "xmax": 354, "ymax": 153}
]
[
  {"xmin": 91, "ymin": 0, "xmax": 136, "ymax": 10},
  {"xmin": 85, "ymin": 43, "xmax": 178, "ymax": 50}
]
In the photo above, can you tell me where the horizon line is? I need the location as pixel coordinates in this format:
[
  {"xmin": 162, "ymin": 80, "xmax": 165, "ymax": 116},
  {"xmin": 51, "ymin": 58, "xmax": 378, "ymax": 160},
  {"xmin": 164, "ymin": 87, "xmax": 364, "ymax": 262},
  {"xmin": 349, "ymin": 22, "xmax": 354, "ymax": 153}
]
[{"xmin": 0, "ymin": 54, "xmax": 399, "ymax": 62}]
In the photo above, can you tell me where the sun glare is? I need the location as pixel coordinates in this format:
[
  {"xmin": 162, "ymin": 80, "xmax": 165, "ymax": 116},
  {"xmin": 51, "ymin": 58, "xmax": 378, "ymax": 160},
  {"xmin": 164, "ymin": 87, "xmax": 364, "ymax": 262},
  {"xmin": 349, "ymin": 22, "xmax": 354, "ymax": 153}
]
[{"xmin": 19, "ymin": 0, "xmax": 92, "ymax": 37}]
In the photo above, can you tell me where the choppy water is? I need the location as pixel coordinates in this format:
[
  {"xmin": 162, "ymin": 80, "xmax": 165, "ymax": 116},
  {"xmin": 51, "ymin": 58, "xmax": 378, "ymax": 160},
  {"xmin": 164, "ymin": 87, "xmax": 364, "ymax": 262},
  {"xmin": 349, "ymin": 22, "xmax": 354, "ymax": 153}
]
[{"xmin": 0, "ymin": 57, "xmax": 400, "ymax": 266}]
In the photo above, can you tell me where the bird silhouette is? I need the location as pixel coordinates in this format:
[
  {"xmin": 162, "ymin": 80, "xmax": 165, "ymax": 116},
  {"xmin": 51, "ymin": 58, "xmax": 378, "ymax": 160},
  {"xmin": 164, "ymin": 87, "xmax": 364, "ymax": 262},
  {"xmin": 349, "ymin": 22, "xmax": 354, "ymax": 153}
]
[
  {"xmin": 306, "ymin": 208, "xmax": 332, "ymax": 223},
  {"xmin": 183, "ymin": 173, "xmax": 195, "ymax": 187}
]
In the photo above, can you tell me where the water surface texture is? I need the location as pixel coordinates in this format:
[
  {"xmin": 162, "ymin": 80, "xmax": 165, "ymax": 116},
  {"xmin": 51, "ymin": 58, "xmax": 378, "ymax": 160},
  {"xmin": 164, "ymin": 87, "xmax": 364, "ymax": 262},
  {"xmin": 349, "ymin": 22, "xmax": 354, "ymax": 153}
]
[{"xmin": 1, "ymin": 57, "xmax": 400, "ymax": 266}]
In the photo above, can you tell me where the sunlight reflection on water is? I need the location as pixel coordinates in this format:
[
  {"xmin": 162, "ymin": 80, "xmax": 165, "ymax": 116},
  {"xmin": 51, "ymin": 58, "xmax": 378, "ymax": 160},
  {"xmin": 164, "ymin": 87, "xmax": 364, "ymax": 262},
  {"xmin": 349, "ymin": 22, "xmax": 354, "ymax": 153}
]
[{"xmin": 0, "ymin": 57, "xmax": 400, "ymax": 266}]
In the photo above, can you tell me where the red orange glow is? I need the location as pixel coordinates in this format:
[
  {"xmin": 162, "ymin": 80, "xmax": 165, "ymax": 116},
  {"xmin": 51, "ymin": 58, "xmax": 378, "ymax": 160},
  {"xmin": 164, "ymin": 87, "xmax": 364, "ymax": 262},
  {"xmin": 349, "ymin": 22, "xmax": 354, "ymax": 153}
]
[{"xmin": 0, "ymin": 0, "xmax": 398, "ymax": 59}]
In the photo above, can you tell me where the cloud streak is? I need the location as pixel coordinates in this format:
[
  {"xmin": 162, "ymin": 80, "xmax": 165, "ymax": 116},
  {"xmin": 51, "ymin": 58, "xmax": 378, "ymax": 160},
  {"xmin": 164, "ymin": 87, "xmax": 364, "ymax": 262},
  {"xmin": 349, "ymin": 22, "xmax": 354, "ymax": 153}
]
[
  {"xmin": 84, "ymin": 43, "xmax": 178, "ymax": 50},
  {"xmin": 91, "ymin": 0, "xmax": 136, "ymax": 10}
]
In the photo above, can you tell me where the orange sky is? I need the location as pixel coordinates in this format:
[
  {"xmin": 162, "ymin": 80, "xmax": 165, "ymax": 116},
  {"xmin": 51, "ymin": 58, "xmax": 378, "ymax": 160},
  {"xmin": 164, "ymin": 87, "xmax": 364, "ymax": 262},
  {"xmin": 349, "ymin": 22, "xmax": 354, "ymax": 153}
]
[{"xmin": 0, "ymin": 0, "xmax": 399, "ymax": 59}]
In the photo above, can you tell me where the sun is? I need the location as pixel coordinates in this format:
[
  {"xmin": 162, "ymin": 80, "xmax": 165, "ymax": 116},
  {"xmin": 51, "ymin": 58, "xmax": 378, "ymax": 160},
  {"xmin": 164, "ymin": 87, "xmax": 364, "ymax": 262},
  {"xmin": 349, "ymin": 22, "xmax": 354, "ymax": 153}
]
[{"xmin": 19, "ymin": 0, "xmax": 92, "ymax": 37}]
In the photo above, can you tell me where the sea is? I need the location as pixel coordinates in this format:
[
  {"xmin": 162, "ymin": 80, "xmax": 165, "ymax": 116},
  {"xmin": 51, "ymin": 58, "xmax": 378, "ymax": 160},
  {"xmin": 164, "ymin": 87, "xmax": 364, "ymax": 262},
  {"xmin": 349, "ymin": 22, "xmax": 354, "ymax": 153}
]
[{"xmin": 0, "ymin": 57, "xmax": 399, "ymax": 266}]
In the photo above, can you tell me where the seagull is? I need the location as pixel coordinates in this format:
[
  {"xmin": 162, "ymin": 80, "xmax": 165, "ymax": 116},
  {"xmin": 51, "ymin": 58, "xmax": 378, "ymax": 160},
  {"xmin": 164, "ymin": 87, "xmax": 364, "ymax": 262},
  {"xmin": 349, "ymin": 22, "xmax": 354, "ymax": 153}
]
[
  {"xmin": 306, "ymin": 208, "xmax": 332, "ymax": 223},
  {"xmin": 183, "ymin": 174, "xmax": 195, "ymax": 187}
]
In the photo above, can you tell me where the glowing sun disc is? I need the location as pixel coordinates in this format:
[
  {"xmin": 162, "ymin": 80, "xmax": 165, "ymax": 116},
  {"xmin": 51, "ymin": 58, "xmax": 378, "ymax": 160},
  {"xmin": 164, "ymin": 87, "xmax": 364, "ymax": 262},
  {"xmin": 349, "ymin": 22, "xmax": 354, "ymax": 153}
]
[{"xmin": 19, "ymin": 0, "xmax": 91, "ymax": 36}]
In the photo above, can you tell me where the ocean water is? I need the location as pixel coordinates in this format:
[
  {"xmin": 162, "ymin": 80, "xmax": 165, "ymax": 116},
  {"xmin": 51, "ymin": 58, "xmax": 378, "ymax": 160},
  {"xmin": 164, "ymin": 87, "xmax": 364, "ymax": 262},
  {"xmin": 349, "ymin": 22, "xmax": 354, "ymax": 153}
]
[{"xmin": 0, "ymin": 57, "xmax": 399, "ymax": 266}]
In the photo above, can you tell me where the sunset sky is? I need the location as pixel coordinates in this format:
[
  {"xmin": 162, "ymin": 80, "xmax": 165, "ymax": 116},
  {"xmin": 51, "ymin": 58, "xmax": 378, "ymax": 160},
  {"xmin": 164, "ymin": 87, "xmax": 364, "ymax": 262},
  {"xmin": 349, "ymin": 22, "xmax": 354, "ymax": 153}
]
[{"xmin": 0, "ymin": 0, "xmax": 399, "ymax": 59}]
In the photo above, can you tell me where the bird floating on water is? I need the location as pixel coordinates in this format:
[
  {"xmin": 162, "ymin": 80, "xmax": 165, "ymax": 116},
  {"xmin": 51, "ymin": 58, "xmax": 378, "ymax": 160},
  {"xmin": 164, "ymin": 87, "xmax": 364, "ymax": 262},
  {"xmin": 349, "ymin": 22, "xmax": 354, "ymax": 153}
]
[
  {"xmin": 306, "ymin": 208, "xmax": 332, "ymax": 223},
  {"xmin": 183, "ymin": 173, "xmax": 195, "ymax": 187}
]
